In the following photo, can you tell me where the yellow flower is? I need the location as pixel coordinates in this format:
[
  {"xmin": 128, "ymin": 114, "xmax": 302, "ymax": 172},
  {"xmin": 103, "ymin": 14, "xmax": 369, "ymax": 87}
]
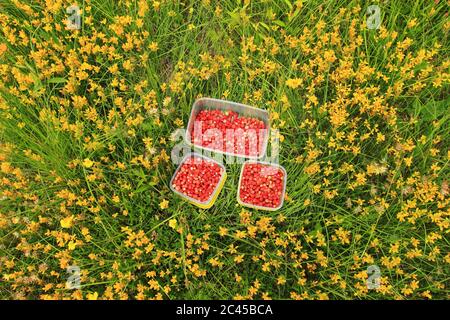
[
  {"xmin": 407, "ymin": 18, "xmax": 417, "ymax": 29},
  {"xmin": 277, "ymin": 276, "xmax": 286, "ymax": 285},
  {"xmin": 218, "ymin": 227, "xmax": 228, "ymax": 237},
  {"xmin": 285, "ymin": 78, "xmax": 303, "ymax": 89},
  {"xmin": 60, "ymin": 215, "xmax": 74, "ymax": 229},
  {"xmin": 355, "ymin": 172, "xmax": 367, "ymax": 185},
  {"xmin": 404, "ymin": 156, "xmax": 413, "ymax": 167},
  {"xmin": 112, "ymin": 195, "xmax": 120, "ymax": 203},
  {"xmin": 159, "ymin": 199, "xmax": 169, "ymax": 209},
  {"xmin": 234, "ymin": 254, "xmax": 244, "ymax": 263},
  {"xmin": 67, "ymin": 241, "xmax": 76, "ymax": 250},
  {"xmin": 168, "ymin": 218, "xmax": 177, "ymax": 229},
  {"xmin": 82, "ymin": 158, "xmax": 94, "ymax": 168},
  {"xmin": 1, "ymin": 162, "xmax": 12, "ymax": 174},
  {"xmin": 0, "ymin": 43, "xmax": 7, "ymax": 56},
  {"xmin": 148, "ymin": 41, "xmax": 158, "ymax": 52},
  {"xmin": 87, "ymin": 292, "xmax": 98, "ymax": 300}
]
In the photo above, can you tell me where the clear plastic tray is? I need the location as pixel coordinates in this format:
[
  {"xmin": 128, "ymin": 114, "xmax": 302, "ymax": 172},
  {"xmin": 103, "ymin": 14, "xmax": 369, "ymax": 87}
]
[
  {"xmin": 170, "ymin": 152, "xmax": 227, "ymax": 209},
  {"xmin": 185, "ymin": 97, "xmax": 270, "ymax": 159},
  {"xmin": 237, "ymin": 160, "xmax": 287, "ymax": 211}
]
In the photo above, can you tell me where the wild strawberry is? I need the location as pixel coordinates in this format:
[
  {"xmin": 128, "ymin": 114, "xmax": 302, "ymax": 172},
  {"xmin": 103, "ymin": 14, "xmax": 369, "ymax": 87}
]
[
  {"xmin": 238, "ymin": 162, "xmax": 286, "ymax": 209},
  {"xmin": 172, "ymin": 155, "xmax": 224, "ymax": 203}
]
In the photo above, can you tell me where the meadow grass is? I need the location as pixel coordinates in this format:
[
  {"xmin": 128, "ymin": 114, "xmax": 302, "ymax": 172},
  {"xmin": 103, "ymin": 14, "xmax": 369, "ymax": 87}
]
[{"xmin": 0, "ymin": 0, "xmax": 449, "ymax": 299}]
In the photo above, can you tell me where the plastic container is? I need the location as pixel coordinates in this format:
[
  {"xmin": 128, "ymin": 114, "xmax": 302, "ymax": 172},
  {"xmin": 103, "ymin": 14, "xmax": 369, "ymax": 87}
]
[
  {"xmin": 185, "ymin": 97, "xmax": 270, "ymax": 159},
  {"xmin": 170, "ymin": 152, "xmax": 227, "ymax": 209},
  {"xmin": 237, "ymin": 160, "xmax": 287, "ymax": 211}
]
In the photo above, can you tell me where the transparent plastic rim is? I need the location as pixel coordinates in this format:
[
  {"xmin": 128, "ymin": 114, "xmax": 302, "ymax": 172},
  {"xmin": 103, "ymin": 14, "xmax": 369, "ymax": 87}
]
[
  {"xmin": 169, "ymin": 152, "xmax": 226, "ymax": 205},
  {"xmin": 237, "ymin": 160, "xmax": 287, "ymax": 211}
]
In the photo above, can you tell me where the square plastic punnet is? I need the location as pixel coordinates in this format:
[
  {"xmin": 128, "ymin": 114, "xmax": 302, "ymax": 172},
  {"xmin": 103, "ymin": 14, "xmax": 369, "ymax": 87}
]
[
  {"xmin": 185, "ymin": 98, "xmax": 270, "ymax": 159},
  {"xmin": 237, "ymin": 160, "xmax": 287, "ymax": 211},
  {"xmin": 170, "ymin": 152, "xmax": 227, "ymax": 209}
]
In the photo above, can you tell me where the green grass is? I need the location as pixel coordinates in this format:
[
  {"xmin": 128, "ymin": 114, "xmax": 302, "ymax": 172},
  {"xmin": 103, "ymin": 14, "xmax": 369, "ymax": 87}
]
[{"xmin": 0, "ymin": 0, "xmax": 449, "ymax": 299}]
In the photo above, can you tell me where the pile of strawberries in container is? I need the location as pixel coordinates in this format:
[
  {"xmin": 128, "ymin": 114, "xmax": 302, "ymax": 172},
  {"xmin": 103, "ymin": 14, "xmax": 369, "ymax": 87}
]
[
  {"xmin": 171, "ymin": 155, "xmax": 224, "ymax": 203},
  {"xmin": 190, "ymin": 109, "xmax": 267, "ymax": 157},
  {"xmin": 170, "ymin": 98, "xmax": 287, "ymax": 211},
  {"xmin": 238, "ymin": 162, "xmax": 285, "ymax": 209}
]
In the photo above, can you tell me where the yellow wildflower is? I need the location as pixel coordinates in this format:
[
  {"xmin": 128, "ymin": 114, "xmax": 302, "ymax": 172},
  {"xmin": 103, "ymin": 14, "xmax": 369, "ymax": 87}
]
[
  {"xmin": 60, "ymin": 216, "xmax": 74, "ymax": 229},
  {"xmin": 82, "ymin": 158, "xmax": 94, "ymax": 168},
  {"xmin": 168, "ymin": 218, "xmax": 177, "ymax": 229},
  {"xmin": 159, "ymin": 199, "xmax": 169, "ymax": 209},
  {"xmin": 87, "ymin": 292, "xmax": 98, "ymax": 300},
  {"xmin": 285, "ymin": 78, "xmax": 303, "ymax": 89}
]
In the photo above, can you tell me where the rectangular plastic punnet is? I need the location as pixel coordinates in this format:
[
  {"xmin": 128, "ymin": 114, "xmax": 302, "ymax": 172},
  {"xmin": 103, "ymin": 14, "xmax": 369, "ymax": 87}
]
[{"xmin": 185, "ymin": 98, "xmax": 270, "ymax": 159}]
